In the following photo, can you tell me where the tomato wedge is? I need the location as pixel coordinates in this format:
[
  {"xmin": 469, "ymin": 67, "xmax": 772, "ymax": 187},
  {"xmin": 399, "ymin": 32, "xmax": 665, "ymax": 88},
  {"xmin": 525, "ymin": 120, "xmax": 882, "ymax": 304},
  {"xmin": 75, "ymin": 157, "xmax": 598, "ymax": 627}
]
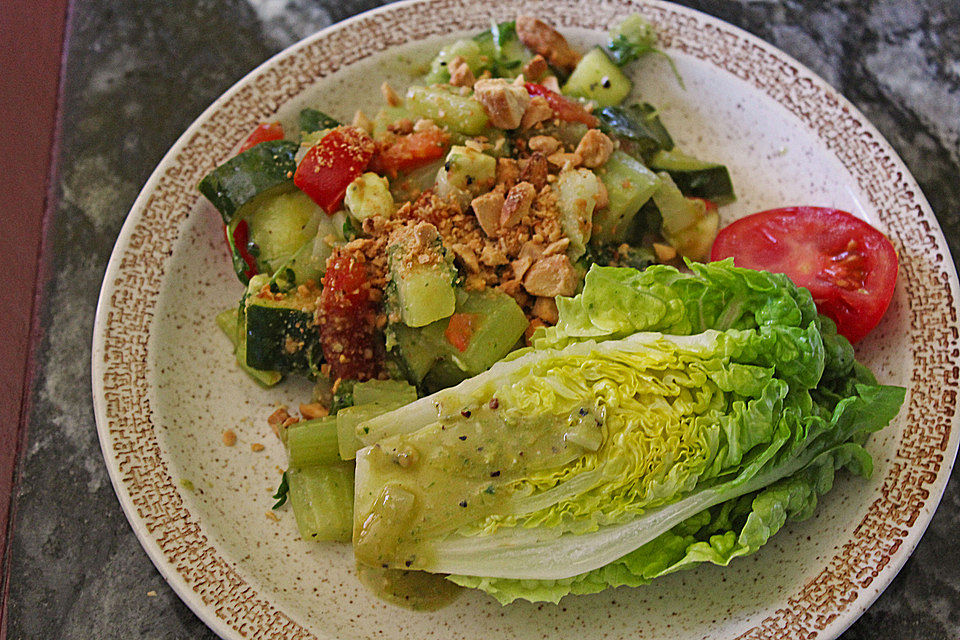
[
  {"xmin": 239, "ymin": 122, "xmax": 284, "ymax": 153},
  {"xmin": 369, "ymin": 128, "xmax": 450, "ymax": 178},
  {"xmin": 524, "ymin": 83, "xmax": 599, "ymax": 127},
  {"xmin": 294, "ymin": 126, "xmax": 375, "ymax": 214},
  {"xmin": 319, "ymin": 253, "xmax": 383, "ymax": 381},
  {"xmin": 710, "ymin": 206, "xmax": 898, "ymax": 343}
]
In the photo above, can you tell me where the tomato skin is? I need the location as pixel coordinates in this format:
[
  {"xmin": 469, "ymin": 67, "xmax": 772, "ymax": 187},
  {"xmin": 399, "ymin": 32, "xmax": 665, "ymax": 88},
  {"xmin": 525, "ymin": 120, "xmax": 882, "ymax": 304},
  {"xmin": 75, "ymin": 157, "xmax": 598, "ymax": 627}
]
[
  {"xmin": 710, "ymin": 206, "xmax": 898, "ymax": 343},
  {"xmin": 444, "ymin": 313, "xmax": 480, "ymax": 352},
  {"xmin": 524, "ymin": 83, "xmax": 599, "ymax": 127},
  {"xmin": 319, "ymin": 254, "xmax": 383, "ymax": 381},
  {"xmin": 294, "ymin": 126, "xmax": 376, "ymax": 214},
  {"xmin": 239, "ymin": 122, "xmax": 284, "ymax": 153},
  {"xmin": 369, "ymin": 128, "xmax": 450, "ymax": 178},
  {"xmin": 224, "ymin": 220, "xmax": 258, "ymax": 280}
]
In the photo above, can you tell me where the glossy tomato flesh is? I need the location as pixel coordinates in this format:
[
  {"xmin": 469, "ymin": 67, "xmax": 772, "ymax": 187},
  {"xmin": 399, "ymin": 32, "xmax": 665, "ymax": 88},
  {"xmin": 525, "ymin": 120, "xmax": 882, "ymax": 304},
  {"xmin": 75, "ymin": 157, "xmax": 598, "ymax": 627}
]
[{"xmin": 710, "ymin": 206, "xmax": 898, "ymax": 343}]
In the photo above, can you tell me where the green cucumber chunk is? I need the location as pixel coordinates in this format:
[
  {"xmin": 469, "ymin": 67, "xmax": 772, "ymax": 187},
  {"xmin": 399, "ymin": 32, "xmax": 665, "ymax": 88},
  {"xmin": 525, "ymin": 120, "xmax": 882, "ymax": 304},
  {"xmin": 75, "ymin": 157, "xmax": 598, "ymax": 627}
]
[
  {"xmin": 592, "ymin": 150, "xmax": 660, "ymax": 245},
  {"xmin": 562, "ymin": 48, "xmax": 633, "ymax": 107},
  {"xmin": 352, "ymin": 379, "xmax": 418, "ymax": 406},
  {"xmin": 386, "ymin": 226, "xmax": 457, "ymax": 328},
  {"xmin": 647, "ymin": 149, "xmax": 735, "ymax": 203},
  {"xmin": 243, "ymin": 275, "xmax": 320, "ymax": 373},
  {"xmin": 198, "ymin": 139, "xmax": 298, "ymax": 224},
  {"xmin": 405, "ymin": 86, "xmax": 488, "ymax": 136},
  {"xmin": 597, "ymin": 103, "xmax": 674, "ymax": 158},
  {"xmin": 241, "ymin": 189, "xmax": 323, "ymax": 275},
  {"xmin": 651, "ymin": 172, "xmax": 718, "ymax": 261},
  {"xmin": 424, "ymin": 38, "xmax": 485, "ymax": 84},
  {"xmin": 287, "ymin": 463, "xmax": 354, "ymax": 542},
  {"xmin": 286, "ymin": 417, "xmax": 340, "ymax": 467}
]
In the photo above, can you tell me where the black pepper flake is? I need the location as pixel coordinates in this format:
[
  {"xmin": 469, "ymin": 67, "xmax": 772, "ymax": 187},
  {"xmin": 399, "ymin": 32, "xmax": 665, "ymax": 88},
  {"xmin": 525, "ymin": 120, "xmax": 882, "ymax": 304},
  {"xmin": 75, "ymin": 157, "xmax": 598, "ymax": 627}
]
[
  {"xmin": 405, "ymin": 560, "xmax": 413, "ymax": 567},
  {"xmin": 579, "ymin": 408, "xmax": 588, "ymax": 416},
  {"xmin": 458, "ymin": 435, "xmax": 467, "ymax": 441},
  {"xmin": 490, "ymin": 470, "xmax": 500, "ymax": 477},
  {"xmin": 461, "ymin": 409, "xmax": 472, "ymax": 418},
  {"xmin": 459, "ymin": 500, "xmax": 468, "ymax": 507},
  {"xmin": 489, "ymin": 398, "xmax": 499, "ymax": 409},
  {"xmin": 601, "ymin": 76, "xmax": 611, "ymax": 88}
]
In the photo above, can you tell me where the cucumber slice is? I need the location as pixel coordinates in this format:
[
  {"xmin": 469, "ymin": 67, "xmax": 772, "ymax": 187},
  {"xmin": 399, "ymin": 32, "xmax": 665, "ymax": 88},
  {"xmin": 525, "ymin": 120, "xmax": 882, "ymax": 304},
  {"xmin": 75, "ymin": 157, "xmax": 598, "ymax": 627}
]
[
  {"xmin": 593, "ymin": 150, "xmax": 660, "ymax": 245},
  {"xmin": 405, "ymin": 86, "xmax": 489, "ymax": 135},
  {"xmin": 651, "ymin": 172, "xmax": 719, "ymax": 261},
  {"xmin": 242, "ymin": 189, "xmax": 322, "ymax": 275},
  {"xmin": 647, "ymin": 149, "xmax": 735, "ymax": 204},
  {"xmin": 244, "ymin": 276, "xmax": 320, "ymax": 373},
  {"xmin": 386, "ymin": 225, "xmax": 457, "ymax": 328},
  {"xmin": 198, "ymin": 139, "xmax": 298, "ymax": 224},
  {"xmin": 424, "ymin": 38, "xmax": 485, "ymax": 84},
  {"xmin": 562, "ymin": 48, "xmax": 632, "ymax": 107}
]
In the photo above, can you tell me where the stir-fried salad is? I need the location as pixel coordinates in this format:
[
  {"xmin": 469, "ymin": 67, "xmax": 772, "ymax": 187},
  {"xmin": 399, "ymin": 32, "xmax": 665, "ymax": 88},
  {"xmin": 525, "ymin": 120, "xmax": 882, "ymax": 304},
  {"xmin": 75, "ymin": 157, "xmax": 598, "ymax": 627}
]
[{"xmin": 199, "ymin": 14, "xmax": 903, "ymax": 607}]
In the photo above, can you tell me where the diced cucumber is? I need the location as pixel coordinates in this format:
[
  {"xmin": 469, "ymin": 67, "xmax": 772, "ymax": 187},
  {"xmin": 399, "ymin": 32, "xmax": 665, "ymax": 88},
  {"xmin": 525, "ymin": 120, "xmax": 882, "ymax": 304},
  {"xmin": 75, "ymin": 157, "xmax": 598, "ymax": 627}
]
[
  {"xmin": 647, "ymin": 149, "xmax": 735, "ymax": 204},
  {"xmin": 241, "ymin": 189, "xmax": 323, "ymax": 275},
  {"xmin": 215, "ymin": 306, "xmax": 283, "ymax": 387},
  {"xmin": 352, "ymin": 379, "xmax": 418, "ymax": 406},
  {"xmin": 556, "ymin": 168, "xmax": 605, "ymax": 260},
  {"xmin": 285, "ymin": 417, "xmax": 340, "ymax": 467},
  {"xmin": 198, "ymin": 139, "xmax": 299, "ymax": 225},
  {"xmin": 405, "ymin": 86, "xmax": 488, "ymax": 135},
  {"xmin": 299, "ymin": 108, "xmax": 340, "ymax": 136},
  {"xmin": 434, "ymin": 145, "xmax": 497, "ymax": 207},
  {"xmin": 336, "ymin": 400, "xmax": 408, "ymax": 460},
  {"xmin": 562, "ymin": 48, "xmax": 633, "ymax": 107},
  {"xmin": 424, "ymin": 38, "xmax": 486, "ymax": 84},
  {"xmin": 388, "ymin": 289, "xmax": 527, "ymax": 387},
  {"xmin": 386, "ymin": 224, "xmax": 457, "ymax": 328},
  {"xmin": 345, "ymin": 172, "xmax": 395, "ymax": 221},
  {"xmin": 592, "ymin": 150, "xmax": 660, "ymax": 245},
  {"xmin": 652, "ymin": 172, "xmax": 718, "ymax": 261},
  {"xmin": 371, "ymin": 105, "xmax": 414, "ymax": 139},
  {"xmin": 287, "ymin": 463, "xmax": 354, "ymax": 542},
  {"xmin": 473, "ymin": 21, "xmax": 531, "ymax": 78},
  {"xmin": 597, "ymin": 103, "xmax": 674, "ymax": 158},
  {"xmin": 607, "ymin": 13, "xmax": 658, "ymax": 66}
]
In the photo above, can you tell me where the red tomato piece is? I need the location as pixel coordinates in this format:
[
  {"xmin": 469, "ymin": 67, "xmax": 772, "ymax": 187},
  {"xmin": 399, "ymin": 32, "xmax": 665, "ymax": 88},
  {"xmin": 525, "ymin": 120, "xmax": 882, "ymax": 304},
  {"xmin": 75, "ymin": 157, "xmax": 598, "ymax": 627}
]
[
  {"xmin": 224, "ymin": 220, "xmax": 258, "ymax": 279},
  {"xmin": 524, "ymin": 83, "xmax": 599, "ymax": 127},
  {"xmin": 238, "ymin": 122, "xmax": 284, "ymax": 153},
  {"xmin": 369, "ymin": 128, "xmax": 450, "ymax": 178},
  {"xmin": 444, "ymin": 313, "xmax": 480, "ymax": 352},
  {"xmin": 294, "ymin": 126, "xmax": 376, "ymax": 214},
  {"xmin": 710, "ymin": 206, "xmax": 898, "ymax": 343},
  {"xmin": 319, "ymin": 253, "xmax": 383, "ymax": 381}
]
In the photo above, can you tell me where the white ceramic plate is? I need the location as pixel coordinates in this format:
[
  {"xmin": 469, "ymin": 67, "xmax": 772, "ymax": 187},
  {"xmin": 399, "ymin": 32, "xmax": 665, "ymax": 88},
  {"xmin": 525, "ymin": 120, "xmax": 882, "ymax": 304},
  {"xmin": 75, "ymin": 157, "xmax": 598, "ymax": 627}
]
[{"xmin": 92, "ymin": 1, "xmax": 960, "ymax": 638}]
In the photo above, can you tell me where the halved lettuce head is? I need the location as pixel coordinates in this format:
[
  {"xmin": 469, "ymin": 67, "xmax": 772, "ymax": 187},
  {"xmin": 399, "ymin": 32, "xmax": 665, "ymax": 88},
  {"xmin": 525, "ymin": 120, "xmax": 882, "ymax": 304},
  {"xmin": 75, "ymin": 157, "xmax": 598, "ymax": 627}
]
[{"xmin": 352, "ymin": 261, "xmax": 904, "ymax": 604}]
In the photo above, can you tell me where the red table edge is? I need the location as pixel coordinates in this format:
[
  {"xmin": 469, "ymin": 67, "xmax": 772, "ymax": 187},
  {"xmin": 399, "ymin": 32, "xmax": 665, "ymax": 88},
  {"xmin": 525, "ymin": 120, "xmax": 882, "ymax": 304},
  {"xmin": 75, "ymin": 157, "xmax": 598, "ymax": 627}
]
[{"xmin": 0, "ymin": 1, "xmax": 71, "ymax": 636}]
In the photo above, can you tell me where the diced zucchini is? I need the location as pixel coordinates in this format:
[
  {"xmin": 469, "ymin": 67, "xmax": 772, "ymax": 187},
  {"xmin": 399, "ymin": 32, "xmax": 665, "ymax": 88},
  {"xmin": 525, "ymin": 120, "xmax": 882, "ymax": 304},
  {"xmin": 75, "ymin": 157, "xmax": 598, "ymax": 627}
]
[
  {"xmin": 405, "ymin": 86, "xmax": 488, "ymax": 135},
  {"xmin": 562, "ymin": 48, "xmax": 633, "ymax": 107},
  {"xmin": 240, "ymin": 189, "xmax": 322, "ymax": 275},
  {"xmin": 647, "ymin": 149, "xmax": 735, "ymax": 204},
  {"xmin": 434, "ymin": 145, "xmax": 496, "ymax": 207},
  {"xmin": 473, "ymin": 21, "xmax": 531, "ymax": 78},
  {"xmin": 244, "ymin": 276, "xmax": 320, "ymax": 373},
  {"xmin": 198, "ymin": 139, "xmax": 299, "ymax": 225},
  {"xmin": 345, "ymin": 172, "xmax": 395, "ymax": 221},
  {"xmin": 386, "ymin": 321, "xmax": 445, "ymax": 384},
  {"xmin": 592, "ymin": 150, "xmax": 660, "ymax": 245},
  {"xmin": 371, "ymin": 105, "xmax": 414, "ymax": 139},
  {"xmin": 268, "ymin": 209, "xmax": 347, "ymax": 292},
  {"xmin": 386, "ymin": 224, "xmax": 457, "ymax": 328},
  {"xmin": 285, "ymin": 417, "xmax": 340, "ymax": 467},
  {"xmin": 652, "ymin": 172, "xmax": 719, "ymax": 261},
  {"xmin": 287, "ymin": 463, "xmax": 354, "ymax": 542},
  {"xmin": 336, "ymin": 400, "xmax": 408, "ymax": 460},
  {"xmin": 556, "ymin": 168, "xmax": 605, "ymax": 260},
  {"xmin": 597, "ymin": 103, "xmax": 674, "ymax": 158},
  {"xmin": 215, "ymin": 306, "xmax": 283, "ymax": 387}
]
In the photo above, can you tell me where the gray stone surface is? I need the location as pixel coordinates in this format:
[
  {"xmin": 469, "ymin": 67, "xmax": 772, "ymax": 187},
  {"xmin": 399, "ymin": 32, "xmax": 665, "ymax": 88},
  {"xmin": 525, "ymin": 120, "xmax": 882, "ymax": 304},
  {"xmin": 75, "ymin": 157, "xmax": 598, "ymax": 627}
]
[{"xmin": 7, "ymin": 0, "xmax": 958, "ymax": 638}]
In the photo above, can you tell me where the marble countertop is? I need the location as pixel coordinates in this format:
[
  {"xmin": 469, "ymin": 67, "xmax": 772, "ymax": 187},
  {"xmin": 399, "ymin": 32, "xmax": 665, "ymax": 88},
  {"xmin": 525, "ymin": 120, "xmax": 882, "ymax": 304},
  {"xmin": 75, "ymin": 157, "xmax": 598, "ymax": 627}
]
[{"xmin": 8, "ymin": 0, "xmax": 958, "ymax": 637}]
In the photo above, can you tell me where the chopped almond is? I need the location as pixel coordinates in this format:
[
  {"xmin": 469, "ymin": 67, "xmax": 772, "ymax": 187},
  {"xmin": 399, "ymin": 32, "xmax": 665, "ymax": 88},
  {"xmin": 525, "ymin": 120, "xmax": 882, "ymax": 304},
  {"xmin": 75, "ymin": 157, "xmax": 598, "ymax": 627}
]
[
  {"xmin": 520, "ymin": 96, "xmax": 554, "ymax": 130},
  {"xmin": 452, "ymin": 242, "xmax": 481, "ymax": 272},
  {"xmin": 299, "ymin": 402, "xmax": 329, "ymax": 420},
  {"xmin": 500, "ymin": 181, "xmax": 537, "ymax": 228},
  {"xmin": 352, "ymin": 110, "xmax": 373, "ymax": 134},
  {"xmin": 267, "ymin": 407, "xmax": 290, "ymax": 427},
  {"xmin": 653, "ymin": 242, "xmax": 678, "ymax": 263},
  {"xmin": 473, "ymin": 78, "xmax": 530, "ymax": 129},
  {"xmin": 222, "ymin": 429, "xmax": 237, "ymax": 447},
  {"xmin": 251, "ymin": 443, "xmax": 265, "ymax": 453},
  {"xmin": 522, "ymin": 254, "xmax": 578, "ymax": 297},
  {"xmin": 470, "ymin": 188, "xmax": 505, "ymax": 237},
  {"xmin": 381, "ymin": 81, "xmax": 401, "ymax": 107},
  {"xmin": 528, "ymin": 135, "xmax": 562, "ymax": 156},
  {"xmin": 522, "ymin": 54, "xmax": 549, "ymax": 82},
  {"xmin": 448, "ymin": 55, "xmax": 476, "ymax": 88},
  {"xmin": 575, "ymin": 129, "xmax": 614, "ymax": 168},
  {"xmin": 524, "ymin": 318, "xmax": 547, "ymax": 345},
  {"xmin": 515, "ymin": 16, "xmax": 581, "ymax": 73},
  {"xmin": 532, "ymin": 296, "xmax": 560, "ymax": 324},
  {"xmin": 518, "ymin": 153, "xmax": 549, "ymax": 191},
  {"xmin": 495, "ymin": 157, "xmax": 520, "ymax": 189}
]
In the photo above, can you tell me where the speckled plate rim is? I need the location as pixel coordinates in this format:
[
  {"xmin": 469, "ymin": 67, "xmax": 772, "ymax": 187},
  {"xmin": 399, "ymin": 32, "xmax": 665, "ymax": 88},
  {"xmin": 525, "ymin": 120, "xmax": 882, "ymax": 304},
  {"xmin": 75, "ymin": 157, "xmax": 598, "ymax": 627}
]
[{"xmin": 91, "ymin": 1, "xmax": 960, "ymax": 639}]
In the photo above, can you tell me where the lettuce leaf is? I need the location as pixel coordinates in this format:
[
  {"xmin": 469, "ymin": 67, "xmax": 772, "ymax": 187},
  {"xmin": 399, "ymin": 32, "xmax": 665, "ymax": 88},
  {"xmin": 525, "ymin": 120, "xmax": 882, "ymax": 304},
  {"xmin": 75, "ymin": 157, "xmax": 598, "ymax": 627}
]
[{"xmin": 352, "ymin": 261, "xmax": 904, "ymax": 604}]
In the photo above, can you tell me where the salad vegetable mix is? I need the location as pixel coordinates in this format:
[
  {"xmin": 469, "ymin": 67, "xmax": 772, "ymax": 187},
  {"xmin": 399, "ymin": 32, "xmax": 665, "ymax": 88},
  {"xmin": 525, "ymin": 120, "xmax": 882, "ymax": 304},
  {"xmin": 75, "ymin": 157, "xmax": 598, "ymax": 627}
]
[{"xmin": 199, "ymin": 15, "xmax": 904, "ymax": 607}]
